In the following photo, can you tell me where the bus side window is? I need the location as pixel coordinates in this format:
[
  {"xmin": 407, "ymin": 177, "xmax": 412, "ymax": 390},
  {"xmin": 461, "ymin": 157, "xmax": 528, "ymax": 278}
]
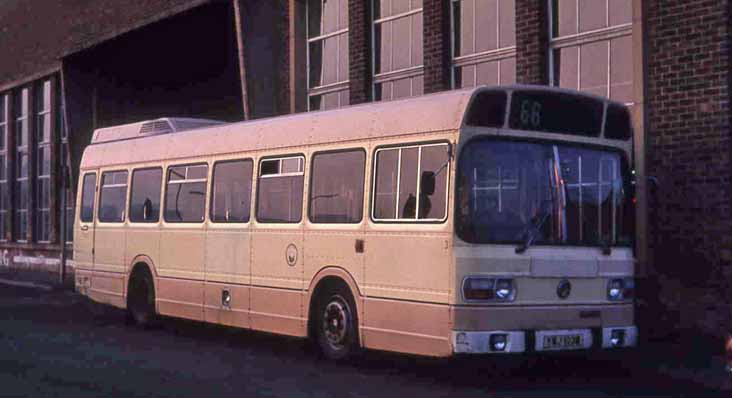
[
  {"xmin": 211, "ymin": 159, "xmax": 253, "ymax": 223},
  {"xmin": 309, "ymin": 150, "xmax": 365, "ymax": 224},
  {"xmin": 257, "ymin": 156, "xmax": 305, "ymax": 223},
  {"xmin": 164, "ymin": 164, "xmax": 208, "ymax": 223},
  {"xmin": 129, "ymin": 168, "xmax": 162, "ymax": 223},
  {"xmin": 373, "ymin": 143, "xmax": 450, "ymax": 222},
  {"xmin": 80, "ymin": 173, "xmax": 97, "ymax": 222},
  {"xmin": 98, "ymin": 170, "xmax": 128, "ymax": 223}
]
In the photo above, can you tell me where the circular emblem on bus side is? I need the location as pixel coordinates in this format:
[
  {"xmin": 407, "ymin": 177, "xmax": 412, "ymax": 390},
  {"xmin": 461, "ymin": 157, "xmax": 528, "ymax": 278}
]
[
  {"xmin": 557, "ymin": 279, "xmax": 572, "ymax": 299},
  {"xmin": 286, "ymin": 244, "xmax": 298, "ymax": 267}
]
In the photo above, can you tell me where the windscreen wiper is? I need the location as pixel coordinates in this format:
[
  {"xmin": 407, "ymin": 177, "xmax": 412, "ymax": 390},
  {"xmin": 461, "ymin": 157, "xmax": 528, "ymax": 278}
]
[{"xmin": 515, "ymin": 211, "xmax": 550, "ymax": 254}]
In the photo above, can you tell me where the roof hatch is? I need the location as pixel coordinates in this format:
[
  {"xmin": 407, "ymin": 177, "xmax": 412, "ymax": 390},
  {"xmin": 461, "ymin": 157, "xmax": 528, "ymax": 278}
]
[{"xmin": 91, "ymin": 117, "xmax": 225, "ymax": 144}]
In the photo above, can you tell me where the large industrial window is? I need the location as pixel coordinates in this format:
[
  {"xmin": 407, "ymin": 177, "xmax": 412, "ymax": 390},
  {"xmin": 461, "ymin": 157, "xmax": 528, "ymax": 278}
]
[
  {"xmin": 80, "ymin": 173, "xmax": 97, "ymax": 223},
  {"xmin": 257, "ymin": 156, "xmax": 305, "ymax": 223},
  {"xmin": 99, "ymin": 170, "xmax": 128, "ymax": 223},
  {"xmin": 373, "ymin": 0, "xmax": 424, "ymax": 101},
  {"xmin": 451, "ymin": 0, "xmax": 516, "ymax": 88},
  {"xmin": 211, "ymin": 159, "xmax": 253, "ymax": 223},
  {"xmin": 309, "ymin": 150, "xmax": 365, "ymax": 223},
  {"xmin": 14, "ymin": 88, "xmax": 29, "ymax": 241},
  {"xmin": 59, "ymin": 92, "xmax": 74, "ymax": 242},
  {"xmin": 129, "ymin": 168, "xmax": 162, "ymax": 223},
  {"xmin": 165, "ymin": 164, "xmax": 208, "ymax": 223},
  {"xmin": 35, "ymin": 80, "xmax": 52, "ymax": 242},
  {"xmin": 550, "ymin": 0, "xmax": 633, "ymax": 104},
  {"xmin": 372, "ymin": 143, "xmax": 450, "ymax": 221},
  {"xmin": 0, "ymin": 95, "xmax": 7, "ymax": 241},
  {"xmin": 308, "ymin": 0, "xmax": 350, "ymax": 110}
]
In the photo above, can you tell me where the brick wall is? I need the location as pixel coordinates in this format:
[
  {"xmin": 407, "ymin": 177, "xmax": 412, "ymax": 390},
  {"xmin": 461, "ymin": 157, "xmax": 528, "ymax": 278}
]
[
  {"xmin": 349, "ymin": 0, "xmax": 371, "ymax": 105},
  {"xmin": 645, "ymin": 0, "xmax": 732, "ymax": 339},
  {"xmin": 514, "ymin": 0, "xmax": 548, "ymax": 85},
  {"xmin": 422, "ymin": 0, "xmax": 451, "ymax": 94}
]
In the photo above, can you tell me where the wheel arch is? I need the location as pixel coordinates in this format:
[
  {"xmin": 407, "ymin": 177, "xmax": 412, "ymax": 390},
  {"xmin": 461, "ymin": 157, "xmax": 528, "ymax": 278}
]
[
  {"xmin": 306, "ymin": 266, "xmax": 363, "ymax": 342},
  {"xmin": 127, "ymin": 255, "xmax": 158, "ymax": 304}
]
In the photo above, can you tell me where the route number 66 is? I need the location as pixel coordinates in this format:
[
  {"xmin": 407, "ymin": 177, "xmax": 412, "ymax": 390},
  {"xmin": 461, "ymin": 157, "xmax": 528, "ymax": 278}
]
[{"xmin": 520, "ymin": 100, "xmax": 542, "ymax": 128}]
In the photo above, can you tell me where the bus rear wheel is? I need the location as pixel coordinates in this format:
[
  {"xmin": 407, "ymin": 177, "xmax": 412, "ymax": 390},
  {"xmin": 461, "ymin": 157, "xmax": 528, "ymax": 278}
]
[
  {"xmin": 315, "ymin": 287, "xmax": 359, "ymax": 361},
  {"xmin": 127, "ymin": 268, "xmax": 156, "ymax": 327}
]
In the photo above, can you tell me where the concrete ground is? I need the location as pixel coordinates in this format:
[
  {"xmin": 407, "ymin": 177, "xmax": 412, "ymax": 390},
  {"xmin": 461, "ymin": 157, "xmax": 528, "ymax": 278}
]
[{"xmin": 0, "ymin": 281, "xmax": 728, "ymax": 397}]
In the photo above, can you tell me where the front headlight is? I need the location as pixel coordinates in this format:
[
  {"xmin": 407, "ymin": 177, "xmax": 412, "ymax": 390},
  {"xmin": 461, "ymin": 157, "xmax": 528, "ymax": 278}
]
[
  {"xmin": 463, "ymin": 277, "xmax": 515, "ymax": 302},
  {"xmin": 607, "ymin": 278, "xmax": 634, "ymax": 301}
]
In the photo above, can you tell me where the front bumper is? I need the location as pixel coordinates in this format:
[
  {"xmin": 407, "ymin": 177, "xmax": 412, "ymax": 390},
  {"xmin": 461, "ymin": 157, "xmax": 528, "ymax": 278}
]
[{"xmin": 452, "ymin": 326, "xmax": 638, "ymax": 354}]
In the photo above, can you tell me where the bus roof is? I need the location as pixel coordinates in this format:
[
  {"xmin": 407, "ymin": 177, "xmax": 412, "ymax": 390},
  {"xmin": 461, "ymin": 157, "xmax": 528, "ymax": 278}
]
[{"xmin": 81, "ymin": 85, "xmax": 628, "ymax": 169}]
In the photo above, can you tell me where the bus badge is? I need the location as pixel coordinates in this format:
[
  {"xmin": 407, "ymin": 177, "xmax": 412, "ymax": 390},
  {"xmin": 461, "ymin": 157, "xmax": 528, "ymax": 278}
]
[
  {"xmin": 286, "ymin": 244, "xmax": 298, "ymax": 267},
  {"xmin": 557, "ymin": 279, "xmax": 572, "ymax": 299}
]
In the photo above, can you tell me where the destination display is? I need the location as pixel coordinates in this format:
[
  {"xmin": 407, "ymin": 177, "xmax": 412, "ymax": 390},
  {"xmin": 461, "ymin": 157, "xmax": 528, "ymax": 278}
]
[{"xmin": 508, "ymin": 90, "xmax": 605, "ymax": 137}]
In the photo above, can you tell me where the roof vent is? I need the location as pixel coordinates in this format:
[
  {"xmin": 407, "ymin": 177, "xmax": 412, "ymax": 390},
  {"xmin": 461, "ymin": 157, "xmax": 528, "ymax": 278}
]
[
  {"xmin": 91, "ymin": 117, "xmax": 226, "ymax": 144},
  {"xmin": 139, "ymin": 119, "xmax": 173, "ymax": 136}
]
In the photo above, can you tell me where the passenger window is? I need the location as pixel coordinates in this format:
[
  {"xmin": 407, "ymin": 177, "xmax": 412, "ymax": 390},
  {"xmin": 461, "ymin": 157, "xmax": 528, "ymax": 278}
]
[
  {"xmin": 211, "ymin": 160, "xmax": 253, "ymax": 223},
  {"xmin": 98, "ymin": 170, "xmax": 128, "ymax": 222},
  {"xmin": 129, "ymin": 168, "xmax": 162, "ymax": 223},
  {"xmin": 165, "ymin": 164, "xmax": 208, "ymax": 223},
  {"xmin": 257, "ymin": 156, "xmax": 304, "ymax": 223},
  {"xmin": 80, "ymin": 173, "xmax": 96, "ymax": 222},
  {"xmin": 309, "ymin": 150, "xmax": 365, "ymax": 223},
  {"xmin": 373, "ymin": 143, "xmax": 450, "ymax": 221}
]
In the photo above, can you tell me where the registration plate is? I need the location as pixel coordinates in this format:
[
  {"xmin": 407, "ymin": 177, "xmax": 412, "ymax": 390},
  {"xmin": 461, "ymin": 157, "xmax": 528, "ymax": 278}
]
[
  {"xmin": 535, "ymin": 329, "xmax": 592, "ymax": 351},
  {"xmin": 543, "ymin": 334, "xmax": 583, "ymax": 350}
]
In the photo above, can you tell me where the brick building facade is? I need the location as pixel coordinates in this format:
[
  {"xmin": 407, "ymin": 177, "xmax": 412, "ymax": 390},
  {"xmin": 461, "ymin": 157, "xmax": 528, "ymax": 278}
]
[{"xmin": 0, "ymin": 0, "xmax": 730, "ymax": 343}]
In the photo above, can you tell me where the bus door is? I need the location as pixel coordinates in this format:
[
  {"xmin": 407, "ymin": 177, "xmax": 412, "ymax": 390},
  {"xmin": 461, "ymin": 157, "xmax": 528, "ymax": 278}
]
[{"xmin": 75, "ymin": 171, "xmax": 98, "ymax": 281}]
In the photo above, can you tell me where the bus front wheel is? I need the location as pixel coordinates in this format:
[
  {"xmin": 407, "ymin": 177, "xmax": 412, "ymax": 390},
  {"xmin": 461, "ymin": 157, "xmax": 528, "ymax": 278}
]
[
  {"xmin": 127, "ymin": 267, "xmax": 156, "ymax": 327},
  {"xmin": 314, "ymin": 287, "xmax": 359, "ymax": 360}
]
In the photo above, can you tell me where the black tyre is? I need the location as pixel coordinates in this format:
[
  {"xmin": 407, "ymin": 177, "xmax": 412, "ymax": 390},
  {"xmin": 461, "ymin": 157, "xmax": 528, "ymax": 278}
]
[
  {"xmin": 314, "ymin": 286, "xmax": 360, "ymax": 361},
  {"xmin": 127, "ymin": 268, "xmax": 156, "ymax": 327}
]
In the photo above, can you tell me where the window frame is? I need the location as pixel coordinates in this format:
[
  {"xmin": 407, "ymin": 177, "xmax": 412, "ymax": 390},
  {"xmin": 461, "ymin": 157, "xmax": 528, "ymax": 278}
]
[
  {"xmin": 449, "ymin": 0, "xmax": 517, "ymax": 89},
  {"xmin": 371, "ymin": 0, "xmax": 425, "ymax": 101},
  {"xmin": 547, "ymin": 0, "xmax": 633, "ymax": 103},
  {"xmin": 0, "ymin": 94, "xmax": 8, "ymax": 242},
  {"xmin": 308, "ymin": 147, "xmax": 367, "ymax": 224},
  {"xmin": 370, "ymin": 140, "xmax": 452, "ymax": 224},
  {"xmin": 163, "ymin": 162, "xmax": 210, "ymax": 224},
  {"xmin": 14, "ymin": 87, "xmax": 30, "ymax": 242},
  {"xmin": 209, "ymin": 158, "xmax": 254, "ymax": 224},
  {"xmin": 255, "ymin": 154, "xmax": 306, "ymax": 224},
  {"xmin": 306, "ymin": 0, "xmax": 350, "ymax": 111},
  {"xmin": 97, "ymin": 169, "xmax": 129, "ymax": 224},
  {"xmin": 128, "ymin": 166, "xmax": 163, "ymax": 224},
  {"xmin": 79, "ymin": 172, "xmax": 97, "ymax": 223},
  {"xmin": 35, "ymin": 80, "xmax": 52, "ymax": 242}
]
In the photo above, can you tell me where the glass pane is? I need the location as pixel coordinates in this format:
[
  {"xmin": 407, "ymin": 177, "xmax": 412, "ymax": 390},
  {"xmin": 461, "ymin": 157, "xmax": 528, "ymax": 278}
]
[
  {"xmin": 81, "ymin": 173, "xmax": 96, "ymax": 222},
  {"xmin": 375, "ymin": 0, "xmax": 391, "ymax": 19},
  {"xmin": 555, "ymin": 46, "xmax": 579, "ymax": 89},
  {"xmin": 310, "ymin": 150, "xmax": 365, "ymax": 223},
  {"xmin": 257, "ymin": 175, "xmax": 304, "ymax": 223},
  {"xmin": 165, "ymin": 181, "xmax": 207, "ymax": 222},
  {"xmin": 37, "ymin": 178, "xmax": 50, "ymax": 209},
  {"xmin": 99, "ymin": 171, "xmax": 128, "ymax": 222},
  {"xmin": 0, "ymin": 155, "xmax": 4, "ymax": 181},
  {"xmin": 579, "ymin": 0, "xmax": 607, "ymax": 33},
  {"xmin": 130, "ymin": 168, "xmax": 163, "ymax": 223},
  {"xmin": 418, "ymin": 145, "xmax": 449, "ymax": 219},
  {"xmin": 374, "ymin": 149, "xmax": 399, "ymax": 219},
  {"xmin": 556, "ymin": 0, "xmax": 577, "ymax": 37},
  {"xmin": 211, "ymin": 160, "xmax": 253, "ymax": 223},
  {"xmin": 475, "ymin": 0, "xmax": 498, "ymax": 52},
  {"xmin": 38, "ymin": 145, "xmax": 51, "ymax": 176},
  {"xmin": 610, "ymin": 35, "xmax": 633, "ymax": 103},
  {"xmin": 398, "ymin": 147, "xmax": 418, "ymax": 219},
  {"xmin": 609, "ymin": 0, "xmax": 632, "ymax": 26},
  {"xmin": 0, "ymin": 95, "xmax": 5, "ymax": 124},
  {"xmin": 375, "ymin": 20, "xmax": 392, "ymax": 74},
  {"xmin": 392, "ymin": 77, "xmax": 412, "ymax": 100},
  {"xmin": 282, "ymin": 157, "xmax": 303, "ymax": 173},
  {"xmin": 499, "ymin": 0, "xmax": 516, "ymax": 47},
  {"xmin": 36, "ymin": 210, "xmax": 50, "ymax": 242},
  {"xmin": 459, "ymin": 0, "xmax": 474, "ymax": 56},
  {"xmin": 17, "ymin": 150, "xmax": 28, "ymax": 178},
  {"xmin": 500, "ymin": 57, "xmax": 517, "ymax": 84},
  {"xmin": 411, "ymin": 12, "xmax": 423, "ymax": 66},
  {"xmin": 187, "ymin": 165, "xmax": 208, "ymax": 180},
  {"xmin": 0, "ymin": 126, "xmax": 4, "ymax": 150},
  {"xmin": 393, "ymin": 0, "xmax": 410, "ymax": 15},
  {"xmin": 458, "ymin": 65, "xmax": 476, "ymax": 88},
  {"xmin": 476, "ymin": 61, "xmax": 499, "ymax": 86},
  {"xmin": 392, "ymin": 17, "xmax": 411, "ymax": 70},
  {"xmin": 339, "ymin": 33, "xmax": 349, "ymax": 83},
  {"xmin": 579, "ymin": 41, "xmax": 609, "ymax": 97},
  {"xmin": 0, "ymin": 181, "xmax": 6, "ymax": 210}
]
